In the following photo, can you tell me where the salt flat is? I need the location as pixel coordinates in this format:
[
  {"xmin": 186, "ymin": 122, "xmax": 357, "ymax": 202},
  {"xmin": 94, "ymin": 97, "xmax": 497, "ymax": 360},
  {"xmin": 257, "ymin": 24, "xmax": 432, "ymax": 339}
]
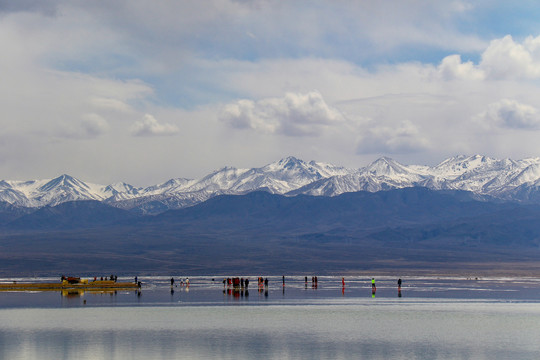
[{"xmin": 1, "ymin": 276, "xmax": 539, "ymax": 359}]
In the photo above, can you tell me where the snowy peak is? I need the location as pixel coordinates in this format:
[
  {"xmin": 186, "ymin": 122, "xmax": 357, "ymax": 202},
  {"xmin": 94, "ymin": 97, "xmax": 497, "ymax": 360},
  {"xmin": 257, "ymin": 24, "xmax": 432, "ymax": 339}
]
[
  {"xmin": 38, "ymin": 174, "xmax": 89, "ymax": 193},
  {"xmin": 191, "ymin": 166, "xmax": 249, "ymax": 192},
  {"xmin": 263, "ymin": 156, "xmax": 351, "ymax": 178},
  {"xmin": 142, "ymin": 178, "xmax": 194, "ymax": 195},
  {"xmin": 5, "ymin": 155, "xmax": 540, "ymax": 212},
  {"xmin": 262, "ymin": 157, "xmax": 322, "ymax": 179},
  {"xmin": 33, "ymin": 175, "xmax": 108, "ymax": 206},
  {"xmin": 103, "ymin": 182, "xmax": 140, "ymax": 196},
  {"xmin": 361, "ymin": 157, "xmax": 426, "ymax": 185},
  {"xmin": 364, "ymin": 157, "xmax": 411, "ymax": 176},
  {"xmin": 507, "ymin": 164, "xmax": 540, "ymax": 186},
  {"xmin": 234, "ymin": 157, "xmax": 352, "ymax": 194},
  {"xmin": 274, "ymin": 156, "xmax": 305, "ymax": 170},
  {"xmin": 432, "ymin": 155, "xmax": 510, "ymax": 178},
  {"xmin": 290, "ymin": 155, "xmax": 540, "ymax": 200}
]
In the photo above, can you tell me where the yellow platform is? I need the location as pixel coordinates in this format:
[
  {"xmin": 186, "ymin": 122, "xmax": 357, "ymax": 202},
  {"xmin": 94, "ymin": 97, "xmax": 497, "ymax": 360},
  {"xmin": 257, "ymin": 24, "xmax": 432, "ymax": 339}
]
[{"xmin": 0, "ymin": 280, "xmax": 140, "ymax": 292}]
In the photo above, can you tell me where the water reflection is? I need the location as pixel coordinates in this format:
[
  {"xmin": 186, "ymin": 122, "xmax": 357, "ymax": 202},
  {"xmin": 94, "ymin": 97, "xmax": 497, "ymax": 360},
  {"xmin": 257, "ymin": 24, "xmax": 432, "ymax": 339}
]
[
  {"xmin": 223, "ymin": 288, "xmax": 250, "ymax": 300},
  {"xmin": 1, "ymin": 304, "xmax": 540, "ymax": 360},
  {"xmin": 61, "ymin": 289, "xmax": 86, "ymax": 297}
]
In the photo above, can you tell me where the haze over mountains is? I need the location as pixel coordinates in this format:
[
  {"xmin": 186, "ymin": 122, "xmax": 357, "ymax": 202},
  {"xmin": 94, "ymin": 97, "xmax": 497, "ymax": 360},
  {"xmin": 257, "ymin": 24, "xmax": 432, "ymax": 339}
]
[{"xmin": 3, "ymin": 155, "xmax": 540, "ymax": 216}]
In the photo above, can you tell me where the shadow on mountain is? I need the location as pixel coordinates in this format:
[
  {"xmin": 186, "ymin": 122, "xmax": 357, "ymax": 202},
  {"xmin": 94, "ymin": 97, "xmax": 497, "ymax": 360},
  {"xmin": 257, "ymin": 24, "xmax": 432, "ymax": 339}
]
[
  {"xmin": 2, "ymin": 188, "xmax": 540, "ymax": 275},
  {"xmin": 5, "ymin": 200, "xmax": 137, "ymax": 230}
]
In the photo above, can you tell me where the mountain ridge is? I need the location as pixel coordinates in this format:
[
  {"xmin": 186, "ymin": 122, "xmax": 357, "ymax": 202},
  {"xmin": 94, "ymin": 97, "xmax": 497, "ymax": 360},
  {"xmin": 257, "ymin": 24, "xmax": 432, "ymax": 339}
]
[
  {"xmin": 2, "ymin": 187, "xmax": 540, "ymax": 275},
  {"xmin": 4, "ymin": 155, "xmax": 540, "ymax": 214}
]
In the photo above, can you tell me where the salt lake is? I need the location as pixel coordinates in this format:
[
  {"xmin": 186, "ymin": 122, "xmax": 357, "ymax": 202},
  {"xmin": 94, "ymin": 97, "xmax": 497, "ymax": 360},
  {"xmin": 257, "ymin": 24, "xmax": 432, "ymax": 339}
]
[{"xmin": 1, "ymin": 276, "xmax": 540, "ymax": 359}]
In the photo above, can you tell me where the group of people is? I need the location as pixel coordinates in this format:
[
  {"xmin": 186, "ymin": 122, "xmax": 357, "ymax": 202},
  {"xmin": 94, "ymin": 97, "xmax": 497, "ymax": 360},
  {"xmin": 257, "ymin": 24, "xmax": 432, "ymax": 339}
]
[
  {"xmin": 223, "ymin": 277, "xmax": 250, "ymax": 288},
  {"xmin": 165, "ymin": 276, "xmax": 404, "ymax": 295},
  {"xmin": 257, "ymin": 277, "xmax": 268, "ymax": 287},
  {"xmin": 302, "ymin": 276, "xmax": 318, "ymax": 288},
  {"xmin": 220, "ymin": 277, "xmax": 273, "ymax": 288},
  {"xmin": 92, "ymin": 275, "xmax": 117, "ymax": 282},
  {"xmin": 170, "ymin": 277, "xmax": 189, "ymax": 287},
  {"xmin": 370, "ymin": 278, "xmax": 403, "ymax": 296}
]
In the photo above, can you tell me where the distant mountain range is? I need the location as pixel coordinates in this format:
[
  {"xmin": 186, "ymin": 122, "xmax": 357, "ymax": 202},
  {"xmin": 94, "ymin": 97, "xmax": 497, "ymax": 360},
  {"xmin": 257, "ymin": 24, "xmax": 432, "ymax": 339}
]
[
  {"xmin": 3, "ymin": 155, "xmax": 540, "ymax": 216},
  {"xmin": 2, "ymin": 187, "xmax": 540, "ymax": 275},
  {"xmin": 3, "ymin": 154, "xmax": 540, "ymax": 275}
]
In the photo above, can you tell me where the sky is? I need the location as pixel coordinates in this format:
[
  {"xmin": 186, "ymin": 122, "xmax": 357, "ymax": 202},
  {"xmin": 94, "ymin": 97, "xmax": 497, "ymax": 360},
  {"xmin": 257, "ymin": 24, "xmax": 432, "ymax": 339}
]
[{"xmin": 3, "ymin": 1, "xmax": 540, "ymax": 186}]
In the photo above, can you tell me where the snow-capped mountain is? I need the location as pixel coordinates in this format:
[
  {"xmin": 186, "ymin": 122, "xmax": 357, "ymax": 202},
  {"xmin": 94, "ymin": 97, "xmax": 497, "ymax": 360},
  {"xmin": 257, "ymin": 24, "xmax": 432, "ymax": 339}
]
[
  {"xmin": 0, "ymin": 175, "xmax": 110, "ymax": 207},
  {"xmin": 292, "ymin": 155, "xmax": 540, "ymax": 200},
  {"xmin": 5, "ymin": 155, "xmax": 540, "ymax": 214},
  {"xmin": 111, "ymin": 156, "xmax": 352, "ymax": 213}
]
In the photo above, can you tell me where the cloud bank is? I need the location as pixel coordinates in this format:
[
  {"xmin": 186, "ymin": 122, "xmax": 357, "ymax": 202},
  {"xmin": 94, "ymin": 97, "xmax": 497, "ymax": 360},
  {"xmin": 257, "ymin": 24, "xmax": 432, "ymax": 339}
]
[
  {"xmin": 219, "ymin": 91, "xmax": 344, "ymax": 137},
  {"xmin": 356, "ymin": 121, "xmax": 429, "ymax": 154},
  {"xmin": 3, "ymin": 2, "xmax": 540, "ymax": 185},
  {"xmin": 132, "ymin": 114, "xmax": 179, "ymax": 137},
  {"xmin": 477, "ymin": 99, "xmax": 540, "ymax": 130}
]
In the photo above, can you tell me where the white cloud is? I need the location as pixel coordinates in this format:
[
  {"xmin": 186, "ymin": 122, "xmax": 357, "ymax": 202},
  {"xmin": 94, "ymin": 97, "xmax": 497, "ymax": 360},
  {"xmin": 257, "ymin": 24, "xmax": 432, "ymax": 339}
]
[
  {"xmin": 437, "ymin": 54, "xmax": 485, "ymax": 80},
  {"xmin": 131, "ymin": 114, "xmax": 179, "ymax": 137},
  {"xmin": 53, "ymin": 113, "xmax": 110, "ymax": 140},
  {"xmin": 433, "ymin": 35, "xmax": 540, "ymax": 81},
  {"xmin": 81, "ymin": 113, "xmax": 110, "ymax": 137},
  {"xmin": 480, "ymin": 35, "xmax": 540, "ymax": 79},
  {"xmin": 356, "ymin": 120, "xmax": 429, "ymax": 154},
  {"xmin": 219, "ymin": 91, "xmax": 344, "ymax": 136},
  {"xmin": 5, "ymin": 1, "xmax": 540, "ymax": 184},
  {"xmin": 476, "ymin": 99, "xmax": 540, "ymax": 130},
  {"xmin": 54, "ymin": 113, "xmax": 110, "ymax": 140}
]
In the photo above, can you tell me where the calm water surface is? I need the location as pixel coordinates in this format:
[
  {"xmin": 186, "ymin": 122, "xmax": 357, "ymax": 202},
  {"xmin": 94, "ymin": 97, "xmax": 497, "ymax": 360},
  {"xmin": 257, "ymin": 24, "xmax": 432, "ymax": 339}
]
[{"xmin": 1, "ymin": 276, "xmax": 539, "ymax": 359}]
